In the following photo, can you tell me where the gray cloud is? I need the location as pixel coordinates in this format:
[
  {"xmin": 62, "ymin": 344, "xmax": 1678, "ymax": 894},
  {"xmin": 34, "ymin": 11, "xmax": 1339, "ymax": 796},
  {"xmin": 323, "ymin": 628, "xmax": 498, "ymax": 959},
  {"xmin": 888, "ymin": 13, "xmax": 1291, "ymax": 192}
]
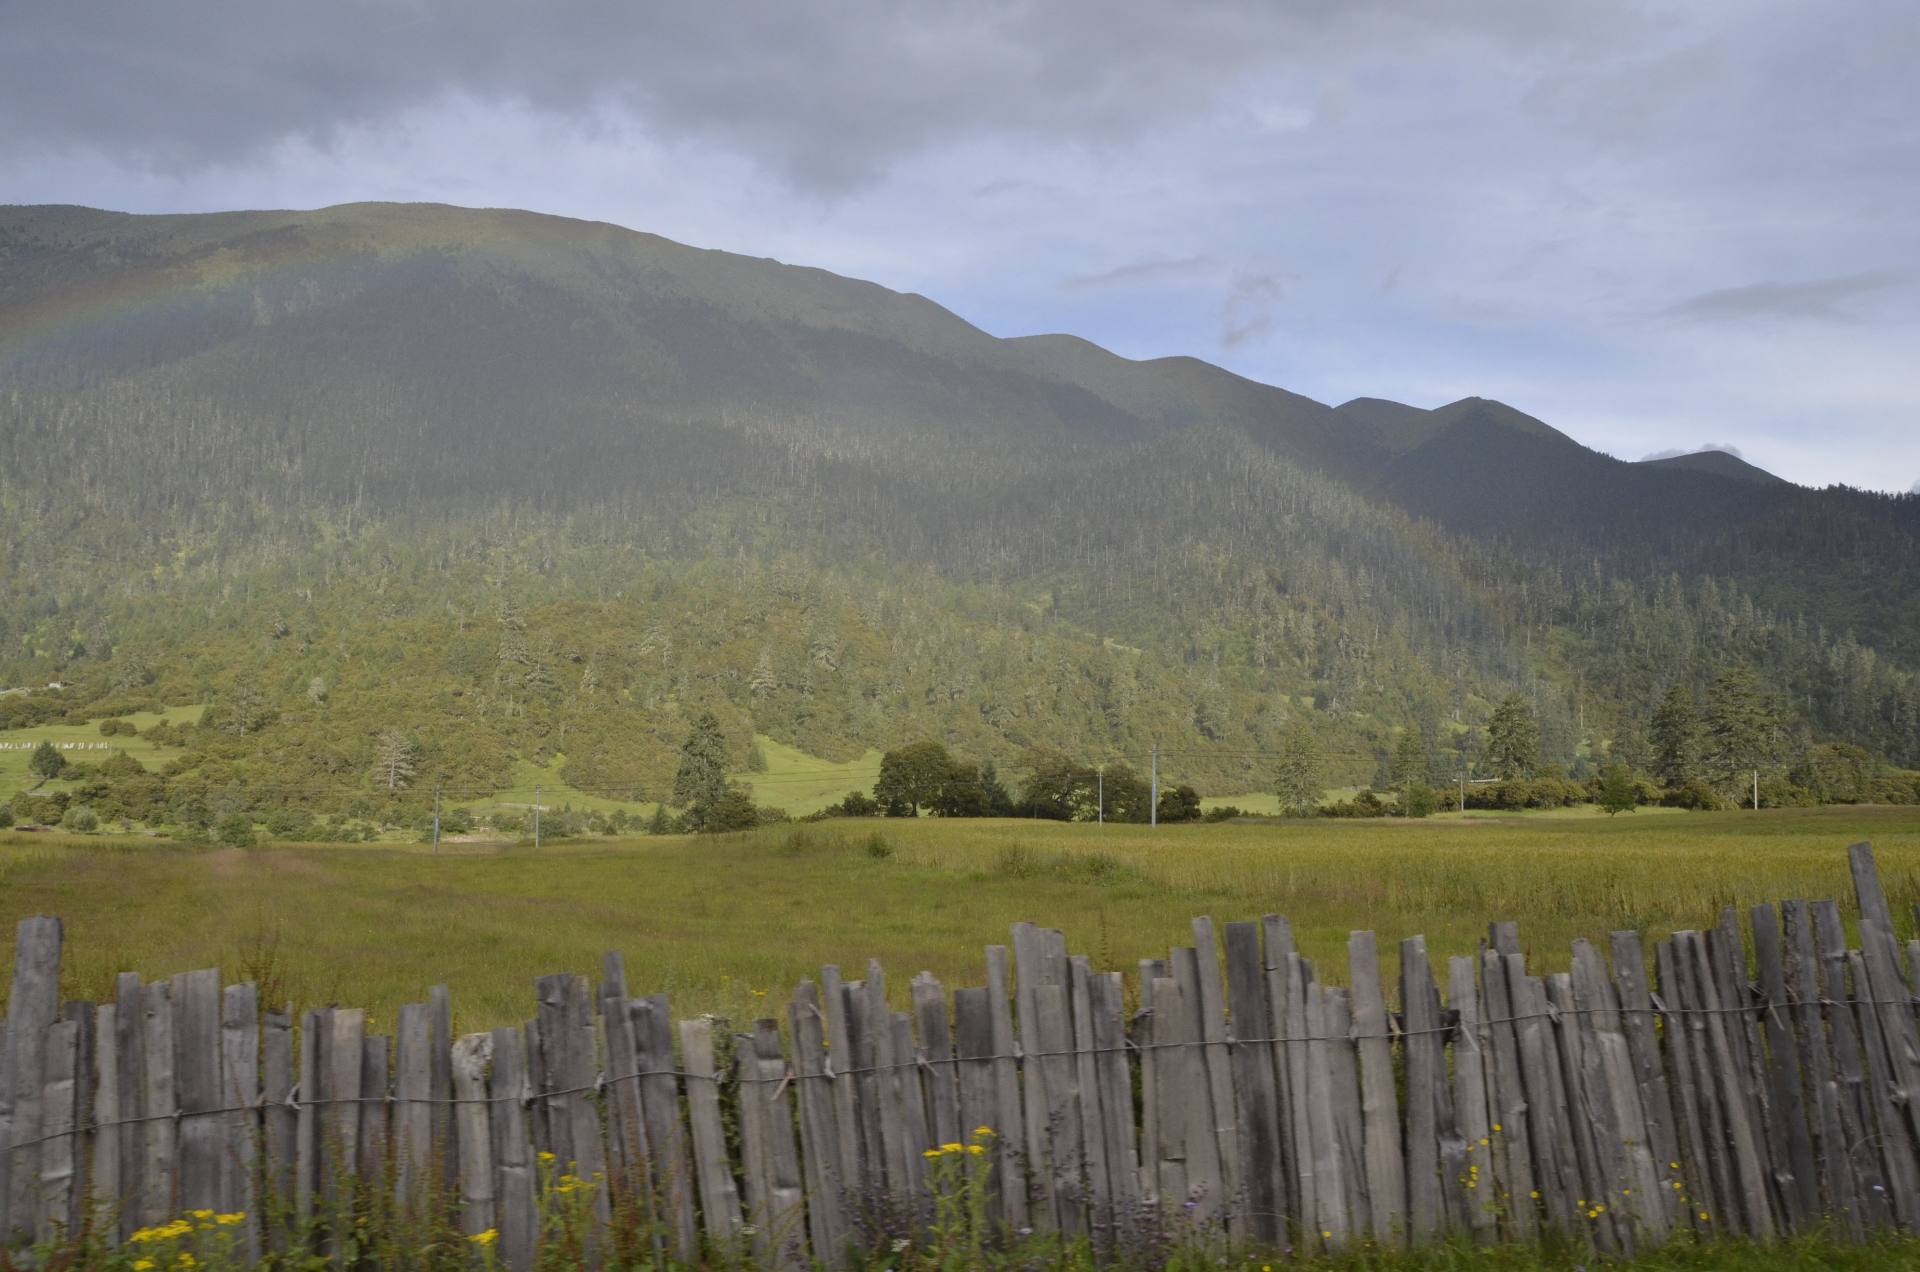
[
  {"xmin": 3, "ymin": 1, "xmax": 1917, "ymax": 488},
  {"xmin": 1062, "ymin": 256, "xmax": 1212, "ymax": 292},
  {"xmin": 1660, "ymin": 271, "xmax": 1909, "ymax": 324},
  {"xmin": 1223, "ymin": 273, "xmax": 1286, "ymax": 349}
]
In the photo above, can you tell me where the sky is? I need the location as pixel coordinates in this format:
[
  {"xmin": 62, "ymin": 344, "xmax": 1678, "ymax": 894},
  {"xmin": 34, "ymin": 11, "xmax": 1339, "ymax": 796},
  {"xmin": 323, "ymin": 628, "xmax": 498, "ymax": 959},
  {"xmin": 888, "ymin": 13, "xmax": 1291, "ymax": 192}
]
[{"xmin": 5, "ymin": 2, "xmax": 1916, "ymax": 491}]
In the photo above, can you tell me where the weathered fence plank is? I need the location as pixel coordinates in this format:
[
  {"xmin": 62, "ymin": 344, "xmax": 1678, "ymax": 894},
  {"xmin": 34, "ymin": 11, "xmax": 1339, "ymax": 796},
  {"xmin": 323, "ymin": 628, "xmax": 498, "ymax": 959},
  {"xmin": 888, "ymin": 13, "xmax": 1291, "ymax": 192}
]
[
  {"xmin": 450, "ymin": 1032, "xmax": 495, "ymax": 1239},
  {"xmin": 219, "ymin": 982, "xmax": 260, "ymax": 1260},
  {"xmin": 487, "ymin": 1024, "xmax": 537, "ymax": 1272},
  {"xmin": 679, "ymin": 1016, "xmax": 743, "ymax": 1251},
  {"xmin": 1348, "ymin": 930, "xmax": 1404, "ymax": 1245}
]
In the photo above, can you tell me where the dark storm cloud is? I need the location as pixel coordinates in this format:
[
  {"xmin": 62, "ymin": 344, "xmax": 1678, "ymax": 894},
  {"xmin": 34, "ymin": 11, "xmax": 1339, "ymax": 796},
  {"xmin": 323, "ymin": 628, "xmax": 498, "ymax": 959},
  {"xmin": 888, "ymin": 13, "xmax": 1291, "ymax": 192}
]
[
  {"xmin": 5, "ymin": 1, "xmax": 1919, "ymax": 488},
  {"xmin": 1660, "ymin": 271, "xmax": 1910, "ymax": 324},
  {"xmin": 0, "ymin": 1, "xmax": 1623, "ymax": 193}
]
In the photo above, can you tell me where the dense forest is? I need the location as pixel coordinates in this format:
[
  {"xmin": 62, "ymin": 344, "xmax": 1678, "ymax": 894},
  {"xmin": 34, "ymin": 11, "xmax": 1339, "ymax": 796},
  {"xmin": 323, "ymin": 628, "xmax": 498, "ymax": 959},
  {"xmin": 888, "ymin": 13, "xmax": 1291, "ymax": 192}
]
[{"xmin": 1, "ymin": 202, "xmax": 1915, "ymax": 829}]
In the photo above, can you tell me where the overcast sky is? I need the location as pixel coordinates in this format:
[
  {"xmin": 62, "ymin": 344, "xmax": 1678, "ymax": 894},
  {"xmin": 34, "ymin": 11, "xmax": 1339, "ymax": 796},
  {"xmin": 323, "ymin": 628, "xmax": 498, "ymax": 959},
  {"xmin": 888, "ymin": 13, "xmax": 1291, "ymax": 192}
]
[{"xmin": 6, "ymin": 2, "xmax": 1916, "ymax": 490}]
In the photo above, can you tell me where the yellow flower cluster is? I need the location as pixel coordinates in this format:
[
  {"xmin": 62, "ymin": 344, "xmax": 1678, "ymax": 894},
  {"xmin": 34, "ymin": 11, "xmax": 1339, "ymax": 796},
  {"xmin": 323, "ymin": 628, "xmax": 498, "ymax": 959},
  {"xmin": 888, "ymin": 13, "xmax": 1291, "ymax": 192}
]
[
  {"xmin": 131, "ymin": 1221, "xmax": 195, "ymax": 1244},
  {"xmin": 921, "ymin": 1126, "xmax": 995, "ymax": 1160},
  {"xmin": 469, "ymin": 1229, "xmax": 500, "ymax": 1247},
  {"xmin": 921, "ymin": 1142, "xmax": 987, "ymax": 1159}
]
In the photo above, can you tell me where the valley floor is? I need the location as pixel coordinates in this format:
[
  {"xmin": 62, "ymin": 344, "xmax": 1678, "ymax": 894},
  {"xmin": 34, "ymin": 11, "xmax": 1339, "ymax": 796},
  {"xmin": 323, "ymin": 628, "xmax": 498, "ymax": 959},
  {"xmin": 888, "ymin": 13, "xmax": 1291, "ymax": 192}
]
[{"xmin": 3, "ymin": 806, "xmax": 1915, "ymax": 1032}]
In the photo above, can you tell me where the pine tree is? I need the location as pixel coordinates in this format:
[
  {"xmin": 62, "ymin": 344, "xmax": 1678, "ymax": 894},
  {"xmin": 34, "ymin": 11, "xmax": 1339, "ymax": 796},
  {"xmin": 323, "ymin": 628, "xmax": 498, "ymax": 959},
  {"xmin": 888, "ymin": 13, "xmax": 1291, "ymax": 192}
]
[
  {"xmin": 1703, "ymin": 666, "xmax": 1783, "ymax": 796},
  {"xmin": 1273, "ymin": 719, "xmax": 1324, "ymax": 815},
  {"xmin": 1649, "ymin": 683, "xmax": 1700, "ymax": 788},
  {"xmin": 1389, "ymin": 728, "xmax": 1427, "ymax": 789},
  {"xmin": 1485, "ymin": 694, "xmax": 1540, "ymax": 779},
  {"xmin": 672, "ymin": 711, "xmax": 732, "ymax": 823},
  {"xmin": 224, "ymin": 678, "xmax": 267, "ymax": 737},
  {"xmin": 373, "ymin": 729, "xmax": 419, "ymax": 791}
]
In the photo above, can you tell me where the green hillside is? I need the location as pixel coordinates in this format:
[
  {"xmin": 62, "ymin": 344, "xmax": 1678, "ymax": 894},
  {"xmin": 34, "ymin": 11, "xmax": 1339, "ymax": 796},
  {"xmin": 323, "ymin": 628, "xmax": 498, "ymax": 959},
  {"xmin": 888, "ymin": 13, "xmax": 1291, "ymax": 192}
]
[{"xmin": 0, "ymin": 202, "xmax": 1915, "ymax": 828}]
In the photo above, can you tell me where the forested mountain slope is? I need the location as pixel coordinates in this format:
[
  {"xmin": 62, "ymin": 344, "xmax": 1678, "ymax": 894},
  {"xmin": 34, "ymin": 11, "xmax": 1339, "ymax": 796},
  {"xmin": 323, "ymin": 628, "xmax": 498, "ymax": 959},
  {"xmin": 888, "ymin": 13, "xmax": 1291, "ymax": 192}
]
[{"xmin": 1, "ymin": 201, "xmax": 1914, "ymax": 805}]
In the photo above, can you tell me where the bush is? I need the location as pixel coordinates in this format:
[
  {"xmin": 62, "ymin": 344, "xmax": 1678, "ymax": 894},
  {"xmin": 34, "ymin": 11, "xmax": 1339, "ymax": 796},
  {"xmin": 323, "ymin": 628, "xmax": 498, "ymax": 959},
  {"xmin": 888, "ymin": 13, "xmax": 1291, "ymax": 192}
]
[
  {"xmin": 1402, "ymin": 783, "xmax": 1438, "ymax": 819},
  {"xmin": 216, "ymin": 813, "xmax": 257, "ymax": 848},
  {"xmin": 1323, "ymin": 790, "xmax": 1388, "ymax": 818},
  {"xmin": 1662, "ymin": 778, "xmax": 1724, "ymax": 811},
  {"xmin": 1202, "ymin": 805, "xmax": 1243, "ymax": 823},
  {"xmin": 864, "ymin": 832, "xmax": 894, "ymax": 860},
  {"xmin": 61, "ymin": 806, "xmax": 99, "ymax": 833},
  {"xmin": 0, "ymin": 806, "xmax": 11, "ymax": 829},
  {"xmin": 1156, "ymin": 784, "xmax": 1202, "ymax": 823}
]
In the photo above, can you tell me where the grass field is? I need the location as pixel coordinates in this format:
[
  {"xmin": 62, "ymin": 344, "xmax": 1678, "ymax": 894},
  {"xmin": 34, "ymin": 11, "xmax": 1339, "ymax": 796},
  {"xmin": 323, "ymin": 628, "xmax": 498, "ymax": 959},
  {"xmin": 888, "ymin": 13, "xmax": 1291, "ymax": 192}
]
[
  {"xmin": 3, "ymin": 806, "xmax": 1914, "ymax": 1035},
  {"xmin": 0, "ymin": 703, "xmax": 203, "ymax": 798},
  {"xmin": 741, "ymin": 733, "xmax": 884, "ymax": 815}
]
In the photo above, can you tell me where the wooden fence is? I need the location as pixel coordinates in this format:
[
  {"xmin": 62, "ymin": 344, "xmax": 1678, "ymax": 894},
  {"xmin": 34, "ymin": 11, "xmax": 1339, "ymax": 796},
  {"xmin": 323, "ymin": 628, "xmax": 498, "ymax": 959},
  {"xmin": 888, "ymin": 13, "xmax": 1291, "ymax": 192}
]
[{"xmin": 3, "ymin": 840, "xmax": 1919, "ymax": 1267}]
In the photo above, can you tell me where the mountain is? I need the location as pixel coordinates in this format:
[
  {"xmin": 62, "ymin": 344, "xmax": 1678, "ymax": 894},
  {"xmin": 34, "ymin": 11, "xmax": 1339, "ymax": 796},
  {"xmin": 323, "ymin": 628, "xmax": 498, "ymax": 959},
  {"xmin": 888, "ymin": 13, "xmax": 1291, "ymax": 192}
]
[
  {"xmin": 1637, "ymin": 449, "xmax": 1787, "ymax": 486},
  {"xmin": 1, "ymin": 202, "xmax": 1915, "ymax": 808}
]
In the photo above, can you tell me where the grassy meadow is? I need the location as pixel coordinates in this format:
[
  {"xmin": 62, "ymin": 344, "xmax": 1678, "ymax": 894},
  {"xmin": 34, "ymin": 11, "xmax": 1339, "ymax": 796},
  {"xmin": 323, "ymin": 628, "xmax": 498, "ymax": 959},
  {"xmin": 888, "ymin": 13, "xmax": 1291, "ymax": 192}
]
[
  {"xmin": 3, "ymin": 806, "xmax": 1915, "ymax": 1034},
  {"xmin": 0, "ymin": 703, "xmax": 204, "ymax": 797}
]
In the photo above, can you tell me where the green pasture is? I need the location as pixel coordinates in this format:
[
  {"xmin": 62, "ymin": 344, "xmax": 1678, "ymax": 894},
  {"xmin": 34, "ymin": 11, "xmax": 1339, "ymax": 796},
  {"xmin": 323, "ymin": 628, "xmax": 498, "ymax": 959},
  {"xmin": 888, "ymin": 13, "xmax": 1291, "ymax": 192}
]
[
  {"xmin": 2, "ymin": 806, "xmax": 1914, "ymax": 1036},
  {"xmin": 740, "ymin": 733, "xmax": 883, "ymax": 815},
  {"xmin": 0, "ymin": 703, "xmax": 203, "ymax": 798}
]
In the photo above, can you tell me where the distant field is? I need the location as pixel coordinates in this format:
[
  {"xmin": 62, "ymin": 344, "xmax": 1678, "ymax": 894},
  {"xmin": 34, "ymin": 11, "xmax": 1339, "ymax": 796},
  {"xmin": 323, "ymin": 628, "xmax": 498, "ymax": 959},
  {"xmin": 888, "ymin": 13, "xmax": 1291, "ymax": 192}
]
[
  {"xmin": 741, "ymin": 734, "xmax": 883, "ymax": 815},
  {"xmin": 2, "ymin": 806, "xmax": 1913, "ymax": 1034},
  {"xmin": 0, "ymin": 703, "xmax": 204, "ymax": 799}
]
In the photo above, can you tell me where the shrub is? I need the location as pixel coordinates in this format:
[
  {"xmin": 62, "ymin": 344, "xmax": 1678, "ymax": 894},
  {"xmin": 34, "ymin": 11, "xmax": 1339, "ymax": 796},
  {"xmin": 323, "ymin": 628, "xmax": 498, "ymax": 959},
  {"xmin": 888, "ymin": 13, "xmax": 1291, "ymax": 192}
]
[
  {"xmin": 60, "ymin": 806, "xmax": 99, "ymax": 833},
  {"xmin": 1402, "ymin": 782, "xmax": 1439, "ymax": 819},
  {"xmin": 1662, "ymin": 777, "xmax": 1724, "ymax": 811},
  {"xmin": 1202, "ymin": 805, "xmax": 1243, "ymax": 823},
  {"xmin": 0, "ymin": 806, "xmax": 11, "ymax": 829},
  {"xmin": 864, "ymin": 832, "xmax": 894, "ymax": 860},
  {"xmin": 216, "ymin": 813, "xmax": 257, "ymax": 848}
]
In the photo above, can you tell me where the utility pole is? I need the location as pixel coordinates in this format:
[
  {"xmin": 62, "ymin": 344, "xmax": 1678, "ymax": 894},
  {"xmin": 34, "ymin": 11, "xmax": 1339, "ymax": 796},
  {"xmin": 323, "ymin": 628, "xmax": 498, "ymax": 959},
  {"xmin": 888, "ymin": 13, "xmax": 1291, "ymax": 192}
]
[
  {"xmin": 1458, "ymin": 766, "xmax": 1466, "ymax": 814},
  {"xmin": 1097, "ymin": 767, "xmax": 1104, "ymax": 826},
  {"xmin": 534, "ymin": 785, "xmax": 542, "ymax": 849},
  {"xmin": 433, "ymin": 785, "xmax": 441, "ymax": 856},
  {"xmin": 1753, "ymin": 769, "xmax": 1759, "ymax": 812},
  {"xmin": 1150, "ymin": 742, "xmax": 1158, "ymax": 829}
]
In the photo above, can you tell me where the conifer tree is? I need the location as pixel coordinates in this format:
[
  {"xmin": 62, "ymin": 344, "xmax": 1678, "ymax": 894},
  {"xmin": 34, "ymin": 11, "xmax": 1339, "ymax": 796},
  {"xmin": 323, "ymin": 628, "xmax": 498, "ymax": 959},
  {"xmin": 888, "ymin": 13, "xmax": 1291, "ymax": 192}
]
[
  {"xmin": 1485, "ymin": 694, "xmax": 1540, "ymax": 779},
  {"xmin": 672, "ymin": 711, "xmax": 732, "ymax": 825},
  {"xmin": 1274, "ymin": 719, "xmax": 1324, "ymax": 815},
  {"xmin": 1649, "ymin": 683, "xmax": 1701, "ymax": 788},
  {"xmin": 373, "ymin": 729, "xmax": 418, "ymax": 791},
  {"xmin": 1703, "ymin": 666, "xmax": 1783, "ymax": 796}
]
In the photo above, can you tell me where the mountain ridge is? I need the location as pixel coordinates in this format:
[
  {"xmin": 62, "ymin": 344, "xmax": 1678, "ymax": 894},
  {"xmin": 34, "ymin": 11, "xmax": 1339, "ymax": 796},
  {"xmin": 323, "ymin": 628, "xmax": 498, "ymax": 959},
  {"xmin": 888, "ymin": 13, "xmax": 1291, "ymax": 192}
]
[{"xmin": 1, "ymin": 200, "xmax": 1914, "ymax": 799}]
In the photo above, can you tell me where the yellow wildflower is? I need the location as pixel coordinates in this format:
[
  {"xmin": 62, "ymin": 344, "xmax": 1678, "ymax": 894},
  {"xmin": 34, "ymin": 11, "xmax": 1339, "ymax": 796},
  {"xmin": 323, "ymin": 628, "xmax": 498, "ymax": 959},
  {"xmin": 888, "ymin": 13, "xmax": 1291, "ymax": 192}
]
[
  {"xmin": 967, "ymin": 1144, "xmax": 985, "ymax": 1156},
  {"xmin": 1491, "ymin": 1123, "xmax": 1502, "ymax": 1132},
  {"xmin": 1529, "ymin": 1190, "xmax": 1541, "ymax": 1200},
  {"xmin": 190, "ymin": 1209, "xmax": 214, "ymax": 1221},
  {"xmin": 133, "ymin": 1262, "xmax": 155, "ymax": 1272},
  {"xmin": 215, "ymin": 1213, "xmax": 245, "ymax": 1226},
  {"xmin": 470, "ymin": 1229, "xmax": 499, "ymax": 1246},
  {"xmin": 922, "ymin": 1149, "xmax": 942, "ymax": 1159},
  {"xmin": 972, "ymin": 1126, "xmax": 995, "ymax": 1138},
  {"xmin": 538, "ymin": 1150, "xmax": 556, "ymax": 1164},
  {"xmin": 1321, "ymin": 1230, "xmax": 1332, "ymax": 1240},
  {"xmin": 178, "ymin": 1256, "xmax": 198, "ymax": 1270}
]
